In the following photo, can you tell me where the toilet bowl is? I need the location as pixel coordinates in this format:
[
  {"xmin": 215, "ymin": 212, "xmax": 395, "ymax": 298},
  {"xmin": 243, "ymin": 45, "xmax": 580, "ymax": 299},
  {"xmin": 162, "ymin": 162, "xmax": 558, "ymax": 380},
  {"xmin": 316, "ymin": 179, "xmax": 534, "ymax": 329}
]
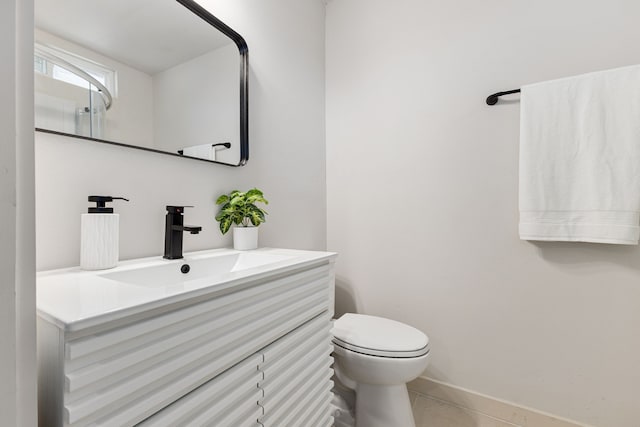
[{"xmin": 331, "ymin": 313, "xmax": 430, "ymax": 427}]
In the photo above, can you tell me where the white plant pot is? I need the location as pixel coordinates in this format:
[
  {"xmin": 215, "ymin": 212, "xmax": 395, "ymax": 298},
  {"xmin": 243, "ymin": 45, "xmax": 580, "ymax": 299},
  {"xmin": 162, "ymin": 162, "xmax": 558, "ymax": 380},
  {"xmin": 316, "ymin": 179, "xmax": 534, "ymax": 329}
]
[{"xmin": 233, "ymin": 226, "xmax": 259, "ymax": 250}]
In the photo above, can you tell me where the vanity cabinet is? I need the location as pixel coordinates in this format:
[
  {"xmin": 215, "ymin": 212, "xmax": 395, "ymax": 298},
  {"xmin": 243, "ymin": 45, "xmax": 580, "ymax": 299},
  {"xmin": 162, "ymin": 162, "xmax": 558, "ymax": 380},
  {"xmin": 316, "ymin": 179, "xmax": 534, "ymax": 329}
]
[{"xmin": 37, "ymin": 250, "xmax": 335, "ymax": 427}]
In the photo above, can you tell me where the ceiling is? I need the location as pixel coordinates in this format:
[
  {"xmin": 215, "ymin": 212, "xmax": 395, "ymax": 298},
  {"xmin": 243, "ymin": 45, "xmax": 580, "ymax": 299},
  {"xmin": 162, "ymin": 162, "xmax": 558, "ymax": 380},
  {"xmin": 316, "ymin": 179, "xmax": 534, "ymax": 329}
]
[{"xmin": 35, "ymin": 0, "xmax": 233, "ymax": 74}]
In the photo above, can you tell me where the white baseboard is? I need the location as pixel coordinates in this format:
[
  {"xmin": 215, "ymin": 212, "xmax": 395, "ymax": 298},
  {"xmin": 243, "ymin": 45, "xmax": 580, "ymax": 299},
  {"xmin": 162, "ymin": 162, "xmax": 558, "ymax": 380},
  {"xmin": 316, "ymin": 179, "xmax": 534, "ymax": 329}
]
[{"xmin": 408, "ymin": 377, "xmax": 592, "ymax": 427}]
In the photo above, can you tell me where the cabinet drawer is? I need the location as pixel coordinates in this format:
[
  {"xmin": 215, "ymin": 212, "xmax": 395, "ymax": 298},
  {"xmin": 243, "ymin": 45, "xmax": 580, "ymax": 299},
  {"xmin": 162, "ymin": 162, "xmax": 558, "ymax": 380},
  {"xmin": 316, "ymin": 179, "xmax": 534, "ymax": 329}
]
[
  {"xmin": 138, "ymin": 354, "xmax": 262, "ymax": 427},
  {"xmin": 62, "ymin": 264, "xmax": 332, "ymax": 426},
  {"xmin": 258, "ymin": 313, "xmax": 334, "ymax": 427}
]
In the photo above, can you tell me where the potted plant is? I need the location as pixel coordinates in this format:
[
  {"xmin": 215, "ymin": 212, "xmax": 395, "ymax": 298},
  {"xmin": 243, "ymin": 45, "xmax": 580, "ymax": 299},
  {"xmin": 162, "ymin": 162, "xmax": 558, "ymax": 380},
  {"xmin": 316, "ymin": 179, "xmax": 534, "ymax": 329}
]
[{"xmin": 215, "ymin": 188, "xmax": 268, "ymax": 250}]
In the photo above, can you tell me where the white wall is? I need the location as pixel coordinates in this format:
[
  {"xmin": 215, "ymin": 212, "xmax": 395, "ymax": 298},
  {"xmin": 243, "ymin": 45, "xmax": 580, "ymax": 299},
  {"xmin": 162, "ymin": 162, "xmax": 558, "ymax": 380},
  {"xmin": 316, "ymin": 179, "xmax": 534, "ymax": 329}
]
[
  {"xmin": 36, "ymin": 0, "xmax": 326, "ymax": 270},
  {"xmin": 153, "ymin": 43, "xmax": 240, "ymax": 163},
  {"xmin": 0, "ymin": 0, "xmax": 37, "ymax": 425},
  {"xmin": 326, "ymin": 1, "xmax": 640, "ymax": 426}
]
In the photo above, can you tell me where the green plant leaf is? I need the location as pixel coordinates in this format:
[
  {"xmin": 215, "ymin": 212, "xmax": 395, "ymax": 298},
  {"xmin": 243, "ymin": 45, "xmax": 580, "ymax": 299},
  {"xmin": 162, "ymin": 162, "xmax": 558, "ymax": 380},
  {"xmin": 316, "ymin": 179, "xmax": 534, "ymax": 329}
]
[
  {"xmin": 246, "ymin": 189, "xmax": 268, "ymax": 205},
  {"xmin": 215, "ymin": 194, "xmax": 229, "ymax": 205},
  {"xmin": 246, "ymin": 188, "xmax": 262, "ymax": 197},
  {"xmin": 247, "ymin": 195, "xmax": 268, "ymax": 205},
  {"xmin": 219, "ymin": 216, "xmax": 232, "ymax": 234},
  {"xmin": 249, "ymin": 212, "xmax": 263, "ymax": 226},
  {"xmin": 247, "ymin": 205, "xmax": 265, "ymax": 226},
  {"xmin": 251, "ymin": 205, "xmax": 266, "ymax": 220},
  {"xmin": 215, "ymin": 203, "xmax": 230, "ymax": 219},
  {"xmin": 230, "ymin": 195, "xmax": 245, "ymax": 206}
]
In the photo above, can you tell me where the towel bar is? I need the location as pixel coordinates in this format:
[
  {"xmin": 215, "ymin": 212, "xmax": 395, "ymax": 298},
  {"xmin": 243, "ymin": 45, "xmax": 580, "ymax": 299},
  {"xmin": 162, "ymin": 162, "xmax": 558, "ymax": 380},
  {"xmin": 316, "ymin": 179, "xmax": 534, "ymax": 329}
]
[{"xmin": 486, "ymin": 89, "xmax": 521, "ymax": 105}]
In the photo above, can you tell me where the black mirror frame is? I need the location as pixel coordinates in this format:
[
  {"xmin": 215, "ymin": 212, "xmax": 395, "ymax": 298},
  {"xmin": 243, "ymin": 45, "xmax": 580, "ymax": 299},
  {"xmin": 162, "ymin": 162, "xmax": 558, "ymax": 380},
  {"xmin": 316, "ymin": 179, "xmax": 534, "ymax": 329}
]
[
  {"xmin": 35, "ymin": 0, "xmax": 249, "ymax": 167},
  {"xmin": 178, "ymin": 0, "xmax": 249, "ymax": 166}
]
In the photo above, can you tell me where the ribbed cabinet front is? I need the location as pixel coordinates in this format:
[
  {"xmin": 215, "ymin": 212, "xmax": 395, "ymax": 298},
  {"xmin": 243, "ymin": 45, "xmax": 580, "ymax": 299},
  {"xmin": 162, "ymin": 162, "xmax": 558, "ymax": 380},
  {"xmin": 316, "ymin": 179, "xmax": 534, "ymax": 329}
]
[{"xmin": 257, "ymin": 312, "xmax": 335, "ymax": 427}]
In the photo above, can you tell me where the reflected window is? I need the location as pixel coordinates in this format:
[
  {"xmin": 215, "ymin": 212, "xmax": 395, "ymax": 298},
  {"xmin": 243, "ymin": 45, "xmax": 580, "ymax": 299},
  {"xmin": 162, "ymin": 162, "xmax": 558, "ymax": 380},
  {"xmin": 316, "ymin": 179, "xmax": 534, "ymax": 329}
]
[{"xmin": 34, "ymin": 44, "xmax": 117, "ymax": 96}]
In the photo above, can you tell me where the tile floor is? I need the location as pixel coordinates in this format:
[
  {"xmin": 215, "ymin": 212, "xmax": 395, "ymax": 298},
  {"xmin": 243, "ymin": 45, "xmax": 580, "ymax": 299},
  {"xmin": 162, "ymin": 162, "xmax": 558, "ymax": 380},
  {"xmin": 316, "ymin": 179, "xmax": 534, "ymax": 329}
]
[{"xmin": 410, "ymin": 391, "xmax": 519, "ymax": 427}]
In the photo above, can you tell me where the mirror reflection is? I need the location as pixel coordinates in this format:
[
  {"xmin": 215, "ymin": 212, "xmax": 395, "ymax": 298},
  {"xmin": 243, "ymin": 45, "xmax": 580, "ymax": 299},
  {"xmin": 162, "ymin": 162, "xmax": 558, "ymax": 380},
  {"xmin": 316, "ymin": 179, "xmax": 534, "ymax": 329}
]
[{"xmin": 34, "ymin": 0, "xmax": 248, "ymax": 166}]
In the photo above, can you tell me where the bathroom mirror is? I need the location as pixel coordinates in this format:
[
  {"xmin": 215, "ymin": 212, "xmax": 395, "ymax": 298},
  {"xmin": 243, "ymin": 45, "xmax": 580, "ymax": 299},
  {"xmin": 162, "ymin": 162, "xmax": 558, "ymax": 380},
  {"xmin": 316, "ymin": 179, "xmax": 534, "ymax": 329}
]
[{"xmin": 34, "ymin": 0, "xmax": 249, "ymax": 166}]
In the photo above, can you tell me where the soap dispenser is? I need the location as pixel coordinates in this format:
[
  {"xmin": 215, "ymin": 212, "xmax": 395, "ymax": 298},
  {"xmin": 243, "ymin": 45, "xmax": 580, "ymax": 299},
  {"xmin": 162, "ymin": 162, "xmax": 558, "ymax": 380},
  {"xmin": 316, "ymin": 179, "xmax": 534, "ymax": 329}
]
[{"xmin": 80, "ymin": 195, "xmax": 129, "ymax": 270}]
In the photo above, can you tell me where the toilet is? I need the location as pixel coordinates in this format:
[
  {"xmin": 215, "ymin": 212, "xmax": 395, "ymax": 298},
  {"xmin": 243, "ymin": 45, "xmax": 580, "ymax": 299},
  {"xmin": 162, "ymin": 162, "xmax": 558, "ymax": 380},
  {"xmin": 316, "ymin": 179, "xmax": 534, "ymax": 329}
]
[{"xmin": 331, "ymin": 313, "xmax": 430, "ymax": 427}]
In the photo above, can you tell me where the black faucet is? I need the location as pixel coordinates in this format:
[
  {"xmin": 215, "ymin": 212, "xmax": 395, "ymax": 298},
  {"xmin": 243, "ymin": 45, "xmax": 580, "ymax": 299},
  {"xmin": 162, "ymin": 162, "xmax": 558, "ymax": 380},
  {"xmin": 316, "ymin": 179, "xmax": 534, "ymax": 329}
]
[{"xmin": 164, "ymin": 206, "xmax": 202, "ymax": 260}]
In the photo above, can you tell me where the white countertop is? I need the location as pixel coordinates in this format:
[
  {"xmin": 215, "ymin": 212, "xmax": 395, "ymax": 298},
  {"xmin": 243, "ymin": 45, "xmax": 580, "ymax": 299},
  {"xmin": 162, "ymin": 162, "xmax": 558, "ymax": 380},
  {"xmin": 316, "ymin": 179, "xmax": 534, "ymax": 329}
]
[{"xmin": 37, "ymin": 247, "xmax": 336, "ymax": 332}]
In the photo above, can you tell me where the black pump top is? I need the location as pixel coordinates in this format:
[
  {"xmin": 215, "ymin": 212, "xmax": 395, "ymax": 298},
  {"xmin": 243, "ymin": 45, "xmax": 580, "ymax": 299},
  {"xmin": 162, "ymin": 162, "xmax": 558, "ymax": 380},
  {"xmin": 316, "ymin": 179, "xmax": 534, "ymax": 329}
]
[{"xmin": 88, "ymin": 196, "xmax": 129, "ymax": 213}]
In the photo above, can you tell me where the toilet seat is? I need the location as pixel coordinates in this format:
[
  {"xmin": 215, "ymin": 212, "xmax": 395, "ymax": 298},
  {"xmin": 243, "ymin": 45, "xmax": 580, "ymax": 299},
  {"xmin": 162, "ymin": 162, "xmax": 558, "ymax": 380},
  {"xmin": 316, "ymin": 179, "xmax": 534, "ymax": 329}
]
[
  {"xmin": 333, "ymin": 337, "xmax": 429, "ymax": 358},
  {"xmin": 332, "ymin": 313, "xmax": 430, "ymax": 358}
]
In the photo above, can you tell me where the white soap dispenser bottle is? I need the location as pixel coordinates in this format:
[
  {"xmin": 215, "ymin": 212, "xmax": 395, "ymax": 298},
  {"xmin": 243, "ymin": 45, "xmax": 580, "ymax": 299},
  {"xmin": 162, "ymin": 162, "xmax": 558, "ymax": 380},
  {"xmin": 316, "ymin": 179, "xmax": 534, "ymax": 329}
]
[{"xmin": 80, "ymin": 195, "xmax": 129, "ymax": 270}]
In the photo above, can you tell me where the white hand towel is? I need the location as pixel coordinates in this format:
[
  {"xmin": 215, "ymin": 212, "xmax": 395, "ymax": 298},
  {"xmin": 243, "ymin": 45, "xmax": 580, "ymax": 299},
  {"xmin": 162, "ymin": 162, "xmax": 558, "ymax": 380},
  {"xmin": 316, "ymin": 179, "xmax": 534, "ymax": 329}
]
[
  {"xmin": 519, "ymin": 65, "xmax": 640, "ymax": 244},
  {"xmin": 181, "ymin": 143, "xmax": 215, "ymax": 161}
]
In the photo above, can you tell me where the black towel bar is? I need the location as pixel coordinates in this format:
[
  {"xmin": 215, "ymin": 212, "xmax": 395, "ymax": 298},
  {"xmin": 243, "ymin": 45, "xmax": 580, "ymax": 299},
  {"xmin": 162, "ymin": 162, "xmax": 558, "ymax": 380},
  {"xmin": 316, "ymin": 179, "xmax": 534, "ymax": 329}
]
[{"xmin": 486, "ymin": 89, "xmax": 520, "ymax": 105}]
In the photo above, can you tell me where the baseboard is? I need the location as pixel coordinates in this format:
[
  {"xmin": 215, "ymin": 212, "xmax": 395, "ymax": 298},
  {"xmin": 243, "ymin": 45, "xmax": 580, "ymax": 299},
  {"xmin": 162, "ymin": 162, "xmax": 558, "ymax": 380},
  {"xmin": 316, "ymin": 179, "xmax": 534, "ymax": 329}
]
[{"xmin": 408, "ymin": 377, "xmax": 592, "ymax": 427}]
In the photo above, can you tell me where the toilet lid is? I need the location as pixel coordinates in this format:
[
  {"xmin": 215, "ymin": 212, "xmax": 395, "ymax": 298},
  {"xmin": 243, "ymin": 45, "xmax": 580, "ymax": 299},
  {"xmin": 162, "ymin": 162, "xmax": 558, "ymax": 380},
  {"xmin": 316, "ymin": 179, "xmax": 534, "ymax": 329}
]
[{"xmin": 332, "ymin": 314, "xmax": 429, "ymax": 358}]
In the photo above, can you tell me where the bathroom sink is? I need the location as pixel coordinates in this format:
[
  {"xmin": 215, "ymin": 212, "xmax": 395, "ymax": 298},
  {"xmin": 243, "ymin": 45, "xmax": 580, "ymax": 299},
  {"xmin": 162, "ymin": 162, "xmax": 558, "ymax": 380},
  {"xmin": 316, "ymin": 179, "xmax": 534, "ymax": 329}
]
[
  {"xmin": 37, "ymin": 247, "xmax": 336, "ymax": 331},
  {"xmin": 100, "ymin": 252, "xmax": 293, "ymax": 288}
]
